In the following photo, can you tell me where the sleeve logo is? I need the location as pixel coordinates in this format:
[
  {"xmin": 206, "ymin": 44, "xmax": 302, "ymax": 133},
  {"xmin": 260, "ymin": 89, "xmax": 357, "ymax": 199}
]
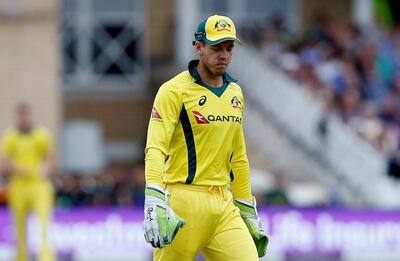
[{"xmin": 151, "ymin": 107, "xmax": 162, "ymax": 121}]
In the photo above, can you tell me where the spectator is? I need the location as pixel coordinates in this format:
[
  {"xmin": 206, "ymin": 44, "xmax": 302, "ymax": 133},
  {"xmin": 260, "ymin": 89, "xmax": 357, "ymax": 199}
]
[
  {"xmin": 351, "ymin": 103, "xmax": 383, "ymax": 146},
  {"xmin": 264, "ymin": 175, "xmax": 290, "ymax": 206}
]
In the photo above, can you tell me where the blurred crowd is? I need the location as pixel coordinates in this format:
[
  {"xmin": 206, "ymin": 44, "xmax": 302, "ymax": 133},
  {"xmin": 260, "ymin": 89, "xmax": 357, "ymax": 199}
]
[
  {"xmin": 54, "ymin": 163, "xmax": 145, "ymax": 208},
  {"xmin": 0, "ymin": 164, "xmax": 297, "ymax": 207},
  {"xmin": 0, "ymin": 164, "xmax": 295, "ymax": 208},
  {"xmin": 240, "ymin": 15, "xmax": 400, "ymax": 179}
]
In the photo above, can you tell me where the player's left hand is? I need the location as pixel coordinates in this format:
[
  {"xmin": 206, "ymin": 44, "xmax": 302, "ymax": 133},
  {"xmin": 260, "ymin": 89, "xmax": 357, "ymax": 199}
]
[
  {"xmin": 13, "ymin": 163, "xmax": 29, "ymax": 176},
  {"xmin": 143, "ymin": 184, "xmax": 185, "ymax": 248},
  {"xmin": 38, "ymin": 164, "xmax": 50, "ymax": 178},
  {"xmin": 233, "ymin": 197, "xmax": 268, "ymax": 257}
]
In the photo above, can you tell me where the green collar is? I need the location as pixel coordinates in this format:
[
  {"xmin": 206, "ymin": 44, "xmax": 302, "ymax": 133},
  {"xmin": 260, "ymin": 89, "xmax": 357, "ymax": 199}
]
[{"xmin": 188, "ymin": 60, "xmax": 237, "ymax": 97}]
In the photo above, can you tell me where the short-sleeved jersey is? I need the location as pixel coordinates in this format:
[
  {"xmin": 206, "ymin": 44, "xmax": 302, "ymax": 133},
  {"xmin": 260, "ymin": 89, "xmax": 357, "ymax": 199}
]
[
  {"xmin": 145, "ymin": 60, "xmax": 252, "ymax": 201},
  {"xmin": 0, "ymin": 127, "xmax": 52, "ymax": 180}
]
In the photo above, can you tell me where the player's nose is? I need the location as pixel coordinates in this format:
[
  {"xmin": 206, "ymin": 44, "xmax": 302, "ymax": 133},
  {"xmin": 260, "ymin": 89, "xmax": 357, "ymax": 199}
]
[{"xmin": 218, "ymin": 49, "xmax": 229, "ymax": 60}]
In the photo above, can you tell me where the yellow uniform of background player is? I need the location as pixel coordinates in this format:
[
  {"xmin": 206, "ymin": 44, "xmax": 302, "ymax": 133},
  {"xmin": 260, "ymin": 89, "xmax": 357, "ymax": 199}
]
[
  {"xmin": 0, "ymin": 103, "xmax": 56, "ymax": 261},
  {"xmin": 144, "ymin": 15, "xmax": 268, "ymax": 260}
]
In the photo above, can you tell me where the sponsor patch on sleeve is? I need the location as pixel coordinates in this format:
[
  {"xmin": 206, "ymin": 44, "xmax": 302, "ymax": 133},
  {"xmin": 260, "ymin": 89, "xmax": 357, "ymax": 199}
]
[{"xmin": 151, "ymin": 107, "xmax": 163, "ymax": 121}]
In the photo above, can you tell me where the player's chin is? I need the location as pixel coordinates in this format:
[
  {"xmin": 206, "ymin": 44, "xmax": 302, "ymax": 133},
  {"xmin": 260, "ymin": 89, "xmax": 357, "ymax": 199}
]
[{"xmin": 213, "ymin": 69, "xmax": 225, "ymax": 76}]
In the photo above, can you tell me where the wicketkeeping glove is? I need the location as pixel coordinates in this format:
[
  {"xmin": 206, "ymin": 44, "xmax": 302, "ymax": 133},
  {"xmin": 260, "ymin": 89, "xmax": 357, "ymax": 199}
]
[
  {"xmin": 144, "ymin": 184, "xmax": 185, "ymax": 248},
  {"xmin": 233, "ymin": 197, "xmax": 268, "ymax": 257}
]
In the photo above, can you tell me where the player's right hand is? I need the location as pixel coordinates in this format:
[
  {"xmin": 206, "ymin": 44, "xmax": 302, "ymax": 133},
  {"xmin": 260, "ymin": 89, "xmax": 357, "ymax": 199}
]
[{"xmin": 143, "ymin": 184, "xmax": 185, "ymax": 248}]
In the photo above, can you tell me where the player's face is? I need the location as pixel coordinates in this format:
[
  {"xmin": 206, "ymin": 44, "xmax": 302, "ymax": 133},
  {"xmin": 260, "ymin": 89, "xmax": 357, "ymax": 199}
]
[
  {"xmin": 199, "ymin": 40, "xmax": 234, "ymax": 76},
  {"xmin": 16, "ymin": 106, "xmax": 32, "ymax": 130}
]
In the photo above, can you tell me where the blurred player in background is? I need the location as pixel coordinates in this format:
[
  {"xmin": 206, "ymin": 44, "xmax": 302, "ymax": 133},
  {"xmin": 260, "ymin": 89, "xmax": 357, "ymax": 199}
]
[
  {"xmin": 143, "ymin": 15, "xmax": 268, "ymax": 260},
  {"xmin": 0, "ymin": 103, "xmax": 56, "ymax": 261}
]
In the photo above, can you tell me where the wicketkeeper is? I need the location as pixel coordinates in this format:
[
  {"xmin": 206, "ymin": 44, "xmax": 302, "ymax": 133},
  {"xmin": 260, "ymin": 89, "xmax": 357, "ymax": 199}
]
[{"xmin": 144, "ymin": 14, "xmax": 268, "ymax": 261}]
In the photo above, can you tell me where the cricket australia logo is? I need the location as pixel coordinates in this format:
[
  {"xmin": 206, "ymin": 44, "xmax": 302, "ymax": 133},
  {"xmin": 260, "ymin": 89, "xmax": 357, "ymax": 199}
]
[
  {"xmin": 214, "ymin": 19, "xmax": 232, "ymax": 32},
  {"xmin": 231, "ymin": 96, "xmax": 242, "ymax": 110},
  {"xmin": 193, "ymin": 111, "xmax": 210, "ymax": 124}
]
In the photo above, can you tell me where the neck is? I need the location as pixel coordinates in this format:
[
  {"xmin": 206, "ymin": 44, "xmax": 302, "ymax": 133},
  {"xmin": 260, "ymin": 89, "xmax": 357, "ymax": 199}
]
[
  {"xmin": 197, "ymin": 61, "xmax": 224, "ymax": 88},
  {"xmin": 18, "ymin": 124, "xmax": 32, "ymax": 133}
]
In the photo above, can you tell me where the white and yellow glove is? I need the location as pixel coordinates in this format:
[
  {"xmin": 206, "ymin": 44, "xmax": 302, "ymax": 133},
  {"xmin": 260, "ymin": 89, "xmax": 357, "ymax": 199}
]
[
  {"xmin": 144, "ymin": 184, "xmax": 185, "ymax": 248},
  {"xmin": 233, "ymin": 197, "xmax": 268, "ymax": 257}
]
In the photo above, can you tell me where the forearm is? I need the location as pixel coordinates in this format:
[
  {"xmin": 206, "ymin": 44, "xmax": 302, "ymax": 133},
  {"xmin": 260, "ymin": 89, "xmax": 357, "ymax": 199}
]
[
  {"xmin": 231, "ymin": 121, "xmax": 253, "ymax": 202},
  {"xmin": 0, "ymin": 156, "xmax": 27, "ymax": 175},
  {"xmin": 0, "ymin": 156, "xmax": 11, "ymax": 175},
  {"xmin": 230, "ymin": 157, "xmax": 253, "ymax": 202},
  {"xmin": 145, "ymin": 147, "xmax": 165, "ymax": 186},
  {"xmin": 40, "ymin": 152, "xmax": 57, "ymax": 178}
]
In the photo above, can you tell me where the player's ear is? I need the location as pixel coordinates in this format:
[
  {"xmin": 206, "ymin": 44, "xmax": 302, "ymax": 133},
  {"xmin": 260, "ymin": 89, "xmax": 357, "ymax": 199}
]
[{"xmin": 194, "ymin": 41, "xmax": 203, "ymax": 54}]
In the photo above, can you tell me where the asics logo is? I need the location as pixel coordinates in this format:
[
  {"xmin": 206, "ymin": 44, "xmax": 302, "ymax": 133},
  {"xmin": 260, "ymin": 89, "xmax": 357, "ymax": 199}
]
[{"xmin": 199, "ymin": 95, "xmax": 207, "ymax": 106}]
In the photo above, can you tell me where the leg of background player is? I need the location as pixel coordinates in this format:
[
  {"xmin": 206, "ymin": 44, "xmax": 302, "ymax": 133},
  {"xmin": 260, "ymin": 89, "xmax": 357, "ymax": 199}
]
[
  {"xmin": 33, "ymin": 182, "xmax": 55, "ymax": 261},
  {"xmin": 9, "ymin": 184, "xmax": 29, "ymax": 261}
]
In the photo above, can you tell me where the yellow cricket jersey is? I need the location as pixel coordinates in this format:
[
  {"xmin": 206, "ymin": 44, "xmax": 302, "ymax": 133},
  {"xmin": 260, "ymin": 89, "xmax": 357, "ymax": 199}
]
[
  {"xmin": 0, "ymin": 127, "xmax": 52, "ymax": 181},
  {"xmin": 145, "ymin": 60, "xmax": 252, "ymax": 201}
]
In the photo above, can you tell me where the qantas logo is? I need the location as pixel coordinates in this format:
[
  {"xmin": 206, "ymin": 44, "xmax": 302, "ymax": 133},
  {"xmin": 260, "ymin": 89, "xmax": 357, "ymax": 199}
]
[
  {"xmin": 192, "ymin": 111, "xmax": 242, "ymax": 124},
  {"xmin": 193, "ymin": 111, "xmax": 210, "ymax": 124},
  {"xmin": 151, "ymin": 107, "xmax": 162, "ymax": 121}
]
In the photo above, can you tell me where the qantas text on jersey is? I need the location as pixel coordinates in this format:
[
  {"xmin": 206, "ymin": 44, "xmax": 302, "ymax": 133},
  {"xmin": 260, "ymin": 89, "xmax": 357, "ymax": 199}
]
[
  {"xmin": 207, "ymin": 114, "xmax": 242, "ymax": 123},
  {"xmin": 192, "ymin": 111, "xmax": 242, "ymax": 124}
]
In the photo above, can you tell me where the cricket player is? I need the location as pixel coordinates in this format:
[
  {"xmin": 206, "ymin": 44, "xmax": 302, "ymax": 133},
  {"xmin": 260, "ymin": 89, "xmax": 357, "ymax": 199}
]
[
  {"xmin": 143, "ymin": 15, "xmax": 268, "ymax": 260},
  {"xmin": 0, "ymin": 103, "xmax": 56, "ymax": 261}
]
